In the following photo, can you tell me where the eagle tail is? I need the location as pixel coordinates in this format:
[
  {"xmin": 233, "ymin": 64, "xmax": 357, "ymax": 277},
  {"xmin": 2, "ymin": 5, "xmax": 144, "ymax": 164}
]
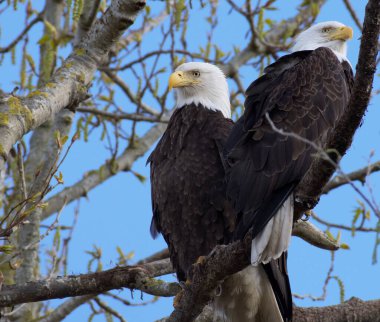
[
  {"xmin": 263, "ymin": 252, "xmax": 293, "ymax": 321},
  {"xmin": 250, "ymin": 195, "xmax": 293, "ymax": 265},
  {"xmin": 213, "ymin": 266, "xmax": 283, "ymax": 322}
]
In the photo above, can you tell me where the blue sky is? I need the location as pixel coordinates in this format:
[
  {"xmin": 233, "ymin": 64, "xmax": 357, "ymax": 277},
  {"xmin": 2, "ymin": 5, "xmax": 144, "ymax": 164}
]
[{"xmin": 0, "ymin": 1, "xmax": 379, "ymax": 321}]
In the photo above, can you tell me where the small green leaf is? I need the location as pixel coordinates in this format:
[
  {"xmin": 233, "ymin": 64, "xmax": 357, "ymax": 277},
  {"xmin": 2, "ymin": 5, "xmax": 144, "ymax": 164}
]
[
  {"xmin": 54, "ymin": 171, "xmax": 64, "ymax": 184},
  {"xmin": 325, "ymin": 230, "xmax": 335, "ymax": 241},
  {"xmin": 336, "ymin": 230, "xmax": 341, "ymax": 243},
  {"xmin": 53, "ymin": 226, "xmax": 61, "ymax": 251},
  {"xmin": 0, "ymin": 245, "xmax": 14, "ymax": 254},
  {"xmin": 60, "ymin": 135, "xmax": 69, "ymax": 146},
  {"xmin": 340, "ymin": 243, "xmax": 350, "ymax": 250},
  {"xmin": 331, "ymin": 276, "xmax": 345, "ymax": 303}
]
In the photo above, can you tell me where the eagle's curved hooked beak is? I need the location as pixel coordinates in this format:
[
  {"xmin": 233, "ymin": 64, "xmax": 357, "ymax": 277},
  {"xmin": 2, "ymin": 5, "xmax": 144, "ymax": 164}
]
[
  {"xmin": 330, "ymin": 26, "xmax": 353, "ymax": 41},
  {"xmin": 168, "ymin": 72, "xmax": 198, "ymax": 90}
]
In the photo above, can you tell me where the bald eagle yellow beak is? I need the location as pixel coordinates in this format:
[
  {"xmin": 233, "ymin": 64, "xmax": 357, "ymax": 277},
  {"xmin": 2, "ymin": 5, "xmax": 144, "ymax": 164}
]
[
  {"xmin": 168, "ymin": 72, "xmax": 198, "ymax": 90},
  {"xmin": 330, "ymin": 26, "xmax": 353, "ymax": 41}
]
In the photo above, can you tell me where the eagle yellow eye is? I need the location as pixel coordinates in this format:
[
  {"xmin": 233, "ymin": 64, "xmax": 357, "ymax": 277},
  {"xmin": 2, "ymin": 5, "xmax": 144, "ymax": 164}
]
[
  {"xmin": 322, "ymin": 27, "xmax": 331, "ymax": 33},
  {"xmin": 192, "ymin": 71, "xmax": 200, "ymax": 77}
]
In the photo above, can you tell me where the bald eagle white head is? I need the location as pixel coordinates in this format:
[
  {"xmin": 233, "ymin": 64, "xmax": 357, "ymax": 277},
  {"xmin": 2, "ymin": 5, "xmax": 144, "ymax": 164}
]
[
  {"xmin": 291, "ymin": 21, "xmax": 353, "ymax": 63},
  {"xmin": 169, "ymin": 62, "xmax": 231, "ymax": 118}
]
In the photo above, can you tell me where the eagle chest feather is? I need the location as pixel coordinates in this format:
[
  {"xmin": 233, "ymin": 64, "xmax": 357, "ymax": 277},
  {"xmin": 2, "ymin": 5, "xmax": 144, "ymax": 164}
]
[{"xmin": 149, "ymin": 104, "xmax": 234, "ymax": 280}]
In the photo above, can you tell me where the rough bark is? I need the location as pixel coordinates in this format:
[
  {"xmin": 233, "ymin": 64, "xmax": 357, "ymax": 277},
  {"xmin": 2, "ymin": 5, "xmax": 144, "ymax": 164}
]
[
  {"xmin": 12, "ymin": 2, "xmax": 72, "ymax": 321},
  {"xmin": 293, "ymin": 297, "xmax": 380, "ymax": 322},
  {"xmin": 0, "ymin": 259, "xmax": 177, "ymax": 307},
  {"xmin": 163, "ymin": 298, "xmax": 380, "ymax": 322}
]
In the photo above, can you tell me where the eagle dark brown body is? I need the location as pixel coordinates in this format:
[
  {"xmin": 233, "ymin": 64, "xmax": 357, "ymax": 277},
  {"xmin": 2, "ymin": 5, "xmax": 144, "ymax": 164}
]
[{"xmin": 148, "ymin": 104, "xmax": 235, "ymax": 281}]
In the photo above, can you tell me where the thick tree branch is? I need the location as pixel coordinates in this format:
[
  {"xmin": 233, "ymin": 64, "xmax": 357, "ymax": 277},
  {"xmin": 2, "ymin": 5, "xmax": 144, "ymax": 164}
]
[
  {"xmin": 294, "ymin": 0, "xmax": 380, "ymax": 219},
  {"xmin": 0, "ymin": 0, "xmax": 146, "ymax": 172},
  {"xmin": 292, "ymin": 220, "xmax": 339, "ymax": 250},
  {"xmin": 0, "ymin": 258, "xmax": 177, "ymax": 307},
  {"xmin": 160, "ymin": 298, "xmax": 380, "ymax": 322},
  {"xmin": 167, "ymin": 239, "xmax": 251, "ymax": 322},
  {"xmin": 293, "ymin": 297, "xmax": 380, "ymax": 322}
]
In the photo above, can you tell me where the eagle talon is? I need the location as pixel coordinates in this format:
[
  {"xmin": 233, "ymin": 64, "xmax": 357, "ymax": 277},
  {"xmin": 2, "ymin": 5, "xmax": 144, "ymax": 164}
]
[
  {"xmin": 302, "ymin": 210, "xmax": 312, "ymax": 221},
  {"xmin": 196, "ymin": 255, "xmax": 207, "ymax": 264}
]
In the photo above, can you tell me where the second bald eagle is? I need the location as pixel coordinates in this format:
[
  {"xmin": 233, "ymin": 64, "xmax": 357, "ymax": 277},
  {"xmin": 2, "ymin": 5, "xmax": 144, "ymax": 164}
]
[{"xmin": 149, "ymin": 21, "xmax": 354, "ymax": 321}]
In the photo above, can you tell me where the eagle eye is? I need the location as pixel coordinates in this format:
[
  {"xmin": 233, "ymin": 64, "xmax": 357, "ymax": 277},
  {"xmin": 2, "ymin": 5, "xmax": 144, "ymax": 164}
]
[
  {"xmin": 192, "ymin": 71, "xmax": 201, "ymax": 77},
  {"xmin": 322, "ymin": 27, "xmax": 332, "ymax": 33}
]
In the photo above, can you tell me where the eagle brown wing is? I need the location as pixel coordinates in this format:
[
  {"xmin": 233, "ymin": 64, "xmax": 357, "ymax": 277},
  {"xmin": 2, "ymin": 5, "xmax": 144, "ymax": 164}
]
[
  {"xmin": 149, "ymin": 104, "xmax": 235, "ymax": 281},
  {"xmin": 225, "ymin": 47, "xmax": 353, "ymax": 240}
]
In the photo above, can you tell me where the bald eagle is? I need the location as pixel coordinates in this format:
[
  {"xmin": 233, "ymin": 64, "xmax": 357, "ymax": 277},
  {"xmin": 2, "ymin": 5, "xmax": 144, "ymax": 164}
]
[{"xmin": 149, "ymin": 21, "xmax": 354, "ymax": 322}]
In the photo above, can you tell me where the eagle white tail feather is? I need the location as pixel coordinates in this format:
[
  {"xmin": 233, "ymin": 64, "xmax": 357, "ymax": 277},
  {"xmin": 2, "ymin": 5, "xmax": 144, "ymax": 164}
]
[
  {"xmin": 251, "ymin": 195, "xmax": 293, "ymax": 265},
  {"xmin": 213, "ymin": 266, "xmax": 283, "ymax": 322}
]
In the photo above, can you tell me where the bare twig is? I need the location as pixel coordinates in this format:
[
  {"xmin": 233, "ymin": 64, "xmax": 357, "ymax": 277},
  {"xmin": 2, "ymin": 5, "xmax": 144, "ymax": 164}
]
[
  {"xmin": 311, "ymin": 211, "xmax": 377, "ymax": 233},
  {"xmin": 323, "ymin": 161, "xmax": 380, "ymax": 193},
  {"xmin": 342, "ymin": 0, "xmax": 363, "ymax": 31},
  {"xmin": 39, "ymin": 295, "xmax": 94, "ymax": 322},
  {"xmin": 293, "ymin": 251, "xmax": 337, "ymax": 301},
  {"xmin": 77, "ymin": 107, "xmax": 169, "ymax": 123},
  {"xmin": 0, "ymin": 15, "xmax": 42, "ymax": 53}
]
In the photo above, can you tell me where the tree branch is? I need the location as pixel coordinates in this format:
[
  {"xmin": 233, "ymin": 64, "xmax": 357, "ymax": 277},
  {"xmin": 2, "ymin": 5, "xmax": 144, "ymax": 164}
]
[
  {"xmin": 0, "ymin": 258, "xmax": 177, "ymax": 307},
  {"xmin": 293, "ymin": 297, "xmax": 380, "ymax": 322},
  {"xmin": 160, "ymin": 298, "xmax": 380, "ymax": 322},
  {"xmin": 323, "ymin": 160, "xmax": 380, "ymax": 193},
  {"xmin": 39, "ymin": 295, "xmax": 94, "ymax": 322},
  {"xmin": 77, "ymin": 107, "xmax": 169, "ymax": 123},
  {"xmin": 292, "ymin": 220, "xmax": 339, "ymax": 250}
]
